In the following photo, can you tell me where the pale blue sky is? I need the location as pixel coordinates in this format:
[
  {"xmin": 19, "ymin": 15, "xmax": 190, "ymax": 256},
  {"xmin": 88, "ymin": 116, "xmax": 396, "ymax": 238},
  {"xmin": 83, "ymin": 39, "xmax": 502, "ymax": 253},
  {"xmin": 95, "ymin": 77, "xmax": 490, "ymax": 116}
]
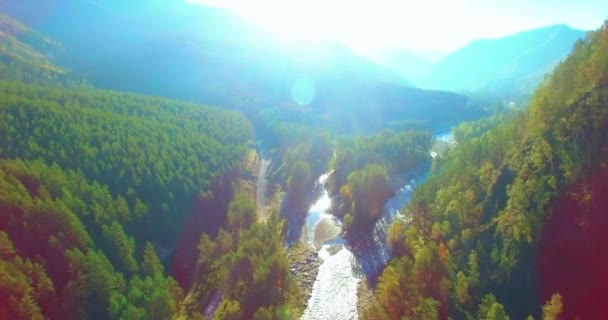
[{"xmin": 187, "ymin": 0, "xmax": 606, "ymax": 55}]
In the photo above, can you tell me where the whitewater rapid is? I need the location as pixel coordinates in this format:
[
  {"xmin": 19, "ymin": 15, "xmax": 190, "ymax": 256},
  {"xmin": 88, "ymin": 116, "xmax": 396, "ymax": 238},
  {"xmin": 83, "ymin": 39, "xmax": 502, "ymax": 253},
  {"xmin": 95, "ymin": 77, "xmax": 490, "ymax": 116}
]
[
  {"xmin": 300, "ymin": 173, "xmax": 422, "ymax": 320},
  {"xmin": 301, "ymin": 245, "xmax": 360, "ymax": 320},
  {"xmin": 300, "ymin": 172, "xmax": 360, "ymax": 320}
]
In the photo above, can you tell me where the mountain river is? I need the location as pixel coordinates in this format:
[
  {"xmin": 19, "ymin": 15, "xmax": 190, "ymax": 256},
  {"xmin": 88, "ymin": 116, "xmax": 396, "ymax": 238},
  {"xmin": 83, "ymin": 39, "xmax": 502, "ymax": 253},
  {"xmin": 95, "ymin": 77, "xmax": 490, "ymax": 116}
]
[{"xmin": 300, "ymin": 130, "xmax": 452, "ymax": 320}]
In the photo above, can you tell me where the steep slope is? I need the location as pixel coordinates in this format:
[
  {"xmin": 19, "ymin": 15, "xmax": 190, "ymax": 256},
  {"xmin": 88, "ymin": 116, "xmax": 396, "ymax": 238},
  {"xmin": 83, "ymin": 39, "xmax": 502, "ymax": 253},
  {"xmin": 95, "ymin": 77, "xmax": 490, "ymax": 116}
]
[
  {"xmin": 0, "ymin": 12, "xmax": 67, "ymax": 83},
  {"xmin": 2, "ymin": 0, "xmax": 407, "ymax": 91},
  {"xmin": 2, "ymin": 0, "xmax": 481, "ymax": 133},
  {"xmin": 0, "ymin": 159, "xmax": 185, "ymax": 319},
  {"xmin": 0, "ymin": 80, "xmax": 252, "ymax": 244},
  {"xmin": 366, "ymin": 23, "xmax": 608, "ymax": 320},
  {"xmin": 426, "ymin": 24, "xmax": 586, "ymax": 96},
  {"xmin": 538, "ymin": 166, "xmax": 608, "ymax": 320},
  {"xmin": 0, "ymin": 78, "xmax": 256, "ymax": 319}
]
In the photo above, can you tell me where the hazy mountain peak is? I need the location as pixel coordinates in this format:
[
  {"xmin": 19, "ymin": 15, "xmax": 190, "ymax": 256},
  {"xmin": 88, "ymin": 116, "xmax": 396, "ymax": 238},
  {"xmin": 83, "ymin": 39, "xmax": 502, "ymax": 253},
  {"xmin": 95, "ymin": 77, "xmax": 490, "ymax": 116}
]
[{"xmin": 424, "ymin": 24, "xmax": 587, "ymax": 96}]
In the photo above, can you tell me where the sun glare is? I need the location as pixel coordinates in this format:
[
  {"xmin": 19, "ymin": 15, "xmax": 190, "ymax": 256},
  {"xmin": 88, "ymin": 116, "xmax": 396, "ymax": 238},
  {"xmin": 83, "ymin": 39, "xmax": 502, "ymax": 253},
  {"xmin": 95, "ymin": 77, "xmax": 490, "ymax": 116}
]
[
  {"xmin": 187, "ymin": 0, "xmax": 474, "ymax": 56},
  {"xmin": 236, "ymin": 0, "xmax": 345, "ymax": 46},
  {"xmin": 187, "ymin": 0, "xmax": 383, "ymax": 49},
  {"xmin": 189, "ymin": 0, "xmax": 608, "ymax": 56}
]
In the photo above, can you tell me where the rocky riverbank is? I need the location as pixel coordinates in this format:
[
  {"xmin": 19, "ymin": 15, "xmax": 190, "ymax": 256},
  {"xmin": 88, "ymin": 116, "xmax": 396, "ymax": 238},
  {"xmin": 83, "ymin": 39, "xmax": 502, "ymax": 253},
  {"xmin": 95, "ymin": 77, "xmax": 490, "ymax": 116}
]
[{"xmin": 287, "ymin": 243, "xmax": 322, "ymax": 313}]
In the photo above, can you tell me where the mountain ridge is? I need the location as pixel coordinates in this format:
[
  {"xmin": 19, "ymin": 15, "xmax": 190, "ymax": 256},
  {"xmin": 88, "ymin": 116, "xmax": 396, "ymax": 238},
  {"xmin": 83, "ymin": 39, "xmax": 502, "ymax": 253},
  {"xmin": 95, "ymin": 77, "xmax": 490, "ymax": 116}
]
[
  {"xmin": 1, "ymin": 0, "xmax": 482, "ymax": 133},
  {"xmin": 426, "ymin": 24, "xmax": 587, "ymax": 94},
  {"xmin": 375, "ymin": 24, "xmax": 587, "ymax": 100}
]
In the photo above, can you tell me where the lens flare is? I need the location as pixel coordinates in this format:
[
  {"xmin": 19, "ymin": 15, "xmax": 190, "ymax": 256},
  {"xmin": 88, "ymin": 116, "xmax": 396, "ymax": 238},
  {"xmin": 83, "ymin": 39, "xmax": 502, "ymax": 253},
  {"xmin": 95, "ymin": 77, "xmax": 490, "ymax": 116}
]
[{"xmin": 291, "ymin": 78, "xmax": 316, "ymax": 105}]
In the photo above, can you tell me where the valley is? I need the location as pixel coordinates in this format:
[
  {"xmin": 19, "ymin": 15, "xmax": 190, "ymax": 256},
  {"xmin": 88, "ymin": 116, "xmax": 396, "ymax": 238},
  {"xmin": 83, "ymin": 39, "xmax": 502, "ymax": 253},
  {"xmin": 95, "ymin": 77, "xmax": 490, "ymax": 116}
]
[{"xmin": 0, "ymin": 1, "xmax": 607, "ymax": 320}]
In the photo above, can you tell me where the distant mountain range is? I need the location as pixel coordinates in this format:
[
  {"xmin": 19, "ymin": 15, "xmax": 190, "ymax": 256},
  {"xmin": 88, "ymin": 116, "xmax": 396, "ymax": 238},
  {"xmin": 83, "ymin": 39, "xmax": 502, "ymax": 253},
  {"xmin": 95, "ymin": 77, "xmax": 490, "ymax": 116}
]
[
  {"xmin": 1, "ymin": 0, "xmax": 483, "ymax": 133},
  {"xmin": 369, "ymin": 50, "xmax": 436, "ymax": 86},
  {"xmin": 376, "ymin": 24, "xmax": 587, "ymax": 98},
  {"xmin": 2, "ymin": 0, "xmax": 411, "ymax": 90}
]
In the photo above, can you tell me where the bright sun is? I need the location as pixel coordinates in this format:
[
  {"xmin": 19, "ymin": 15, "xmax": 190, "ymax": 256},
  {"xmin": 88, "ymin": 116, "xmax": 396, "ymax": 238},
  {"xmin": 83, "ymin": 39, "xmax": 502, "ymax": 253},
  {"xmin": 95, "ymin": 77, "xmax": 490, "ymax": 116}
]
[
  {"xmin": 186, "ymin": 0, "xmax": 429, "ymax": 54},
  {"xmin": 189, "ymin": 0, "xmax": 532, "ymax": 58},
  {"xmin": 188, "ymin": 0, "xmax": 608, "ymax": 57},
  {"xmin": 238, "ymin": 0, "xmax": 347, "ymax": 46}
]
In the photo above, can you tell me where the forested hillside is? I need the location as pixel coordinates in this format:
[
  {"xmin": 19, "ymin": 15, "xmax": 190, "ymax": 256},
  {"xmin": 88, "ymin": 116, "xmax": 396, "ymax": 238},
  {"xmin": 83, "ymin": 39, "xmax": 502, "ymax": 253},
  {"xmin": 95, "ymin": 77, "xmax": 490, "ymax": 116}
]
[
  {"xmin": 180, "ymin": 197, "xmax": 299, "ymax": 319},
  {"xmin": 0, "ymin": 13, "xmax": 69, "ymax": 84},
  {"xmin": 0, "ymin": 159, "xmax": 183, "ymax": 319},
  {"xmin": 0, "ymin": 81, "xmax": 252, "ymax": 241},
  {"xmin": 366, "ymin": 26, "xmax": 608, "ymax": 319},
  {"xmin": 328, "ymin": 130, "xmax": 432, "ymax": 233},
  {"xmin": 0, "ymin": 79, "xmax": 257, "ymax": 318}
]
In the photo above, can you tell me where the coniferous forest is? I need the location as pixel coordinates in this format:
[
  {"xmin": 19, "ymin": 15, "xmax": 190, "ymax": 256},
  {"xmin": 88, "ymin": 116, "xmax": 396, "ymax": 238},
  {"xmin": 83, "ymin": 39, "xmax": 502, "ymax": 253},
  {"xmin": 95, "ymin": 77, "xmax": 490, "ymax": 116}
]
[
  {"xmin": 1, "ymin": 1, "xmax": 608, "ymax": 320},
  {"xmin": 0, "ymin": 81, "xmax": 258, "ymax": 318},
  {"xmin": 365, "ymin": 28, "xmax": 608, "ymax": 320}
]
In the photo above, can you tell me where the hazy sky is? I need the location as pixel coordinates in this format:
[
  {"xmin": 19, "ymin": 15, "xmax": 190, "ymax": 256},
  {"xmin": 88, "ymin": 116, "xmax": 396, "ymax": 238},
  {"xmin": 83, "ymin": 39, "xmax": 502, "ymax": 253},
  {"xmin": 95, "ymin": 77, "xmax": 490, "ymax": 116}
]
[{"xmin": 188, "ymin": 0, "xmax": 606, "ymax": 56}]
